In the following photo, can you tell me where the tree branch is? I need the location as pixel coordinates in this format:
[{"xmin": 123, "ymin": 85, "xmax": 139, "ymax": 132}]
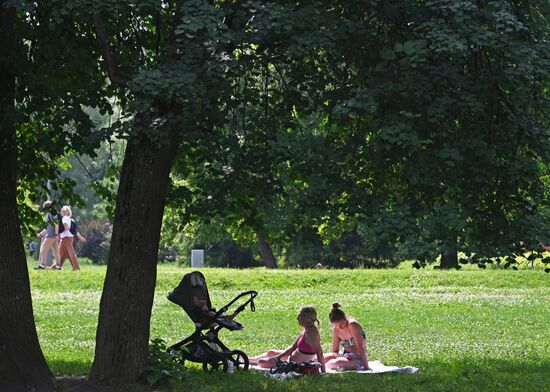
[
  {"xmin": 130, "ymin": 11, "xmax": 146, "ymax": 64},
  {"xmin": 92, "ymin": 12, "xmax": 130, "ymax": 86},
  {"xmin": 154, "ymin": 11, "xmax": 161, "ymax": 56}
]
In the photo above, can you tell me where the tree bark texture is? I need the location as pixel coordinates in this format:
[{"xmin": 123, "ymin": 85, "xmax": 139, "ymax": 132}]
[
  {"xmin": 257, "ymin": 230, "xmax": 278, "ymax": 269},
  {"xmin": 89, "ymin": 131, "xmax": 181, "ymax": 384},
  {"xmin": 0, "ymin": 3, "xmax": 55, "ymax": 390},
  {"xmin": 439, "ymin": 236, "xmax": 458, "ymax": 269}
]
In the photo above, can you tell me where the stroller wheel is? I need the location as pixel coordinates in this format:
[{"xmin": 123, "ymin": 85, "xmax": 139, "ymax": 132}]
[
  {"xmin": 230, "ymin": 350, "xmax": 249, "ymax": 371},
  {"xmin": 202, "ymin": 357, "xmax": 229, "ymax": 373}
]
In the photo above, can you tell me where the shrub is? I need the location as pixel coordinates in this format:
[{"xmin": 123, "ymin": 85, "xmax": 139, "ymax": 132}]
[
  {"xmin": 206, "ymin": 239, "xmax": 261, "ymax": 267},
  {"xmin": 285, "ymin": 229, "xmax": 401, "ymax": 268},
  {"xmin": 75, "ymin": 219, "xmax": 112, "ymax": 264},
  {"xmin": 140, "ymin": 338, "xmax": 188, "ymax": 387}
]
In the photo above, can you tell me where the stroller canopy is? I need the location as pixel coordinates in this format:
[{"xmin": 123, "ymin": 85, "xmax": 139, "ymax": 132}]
[{"xmin": 168, "ymin": 271, "xmax": 212, "ymax": 325}]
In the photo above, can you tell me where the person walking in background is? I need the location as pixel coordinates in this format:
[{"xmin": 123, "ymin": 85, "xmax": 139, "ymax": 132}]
[
  {"xmin": 51, "ymin": 205, "xmax": 84, "ymax": 271},
  {"xmin": 36, "ymin": 200, "xmax": 61, "ymax": 270},
  {"xmin": 29, "ymin": 240, "xmax": 37, "ymax": 258}
]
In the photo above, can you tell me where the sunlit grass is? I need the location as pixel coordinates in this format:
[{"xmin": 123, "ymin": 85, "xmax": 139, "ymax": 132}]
[{"xmin": 29, "ymin": 261, "xmax": 549, "ymax": 391}]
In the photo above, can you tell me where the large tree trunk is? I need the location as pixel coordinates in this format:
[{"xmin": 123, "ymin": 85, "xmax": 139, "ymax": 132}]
[
  {"xmin": 439, "ymin": 236, "xmax": 458, "ymax": 269},
  {"xmin": 0, "ymin": 3, "xmax": 54, "ymax": 391},
  {"xmin": 89, "ymin": 131, "xmax": 181, "ymax": 383},
  {"xmin": 256, "ymin": 230, "xmax": 278, "ymax": 269}
]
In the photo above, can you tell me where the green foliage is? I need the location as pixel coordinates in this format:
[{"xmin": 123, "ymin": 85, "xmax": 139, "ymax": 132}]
[
  {"xmin": 10, "ymin": 1, "xmax": 117, "ymax": 235},
  {"xmin": 160, "ymin": 218, "xmax": 261, "ymax": 267},
  {"xmin": 60, "ymin": 142, "xmax": 124, "ymax": 221},
  {"xmin": 166, "ymin": 0, "xmax": 549, "ymax": 269},
  {"xmin": 76, "ymin": 218, "xmax": 112, "ymax": 264},
  {"xmin": 205, "ymin": 239, "xmax": 259, "ymax": 267},
  {"xmin": 285, "ymin": 228, "xmax": 401, "ymax": 268},
  {"xmin": 311, "ymin": 0, "xmax": 550, "ymax": 266},
  {"xmin": 140, "ymin": 338, "xmax": 188, "ymax": 387},
  {"xmin": 11, "ymin": 0, "xmax": 550, "ymax": 269}
]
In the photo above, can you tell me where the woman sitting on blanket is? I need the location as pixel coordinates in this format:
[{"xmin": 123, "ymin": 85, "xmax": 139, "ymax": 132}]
[
  {"xmin": 249, "ymin": 306, "xmax": 326, "ymax": 373},
  {"xmin": 324, "ymin": 303, "xmax": 370, "ymax": 371}
]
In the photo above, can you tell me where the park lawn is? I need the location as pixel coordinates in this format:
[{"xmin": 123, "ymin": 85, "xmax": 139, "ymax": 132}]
[{"xmin": 29, "ymin": 262, "xmax": 549, "ymax": 391}]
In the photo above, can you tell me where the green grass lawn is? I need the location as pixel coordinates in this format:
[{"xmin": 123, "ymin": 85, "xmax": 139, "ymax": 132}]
[{"xmin": 29, "ymin": 261, "xmax": 549, "ymax": 391}]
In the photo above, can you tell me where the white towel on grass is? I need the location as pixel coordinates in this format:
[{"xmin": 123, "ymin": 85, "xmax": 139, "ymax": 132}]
[
  {"xmin": 327, "ymin": 359, "xmax": 419, "ymax": 374},
  {"xmin": 249, "ymin": 360, "xmax": 418, "ymax": 379}
]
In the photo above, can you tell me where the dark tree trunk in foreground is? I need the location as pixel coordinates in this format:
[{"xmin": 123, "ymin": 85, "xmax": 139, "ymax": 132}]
[
  {"xmin": 89, "ymin": 132, "xmax": 181, "ymax": 383},
  {"xmin": 439, "ymin": 236, "xmax": 458, "ymax": 269},
  {"xmin": 0, "ymin": 3, "xmax": 54, "ymax": 391},
  {"xmin": 257, "ymin": 230, "xmax": 278, "ymax": 269}
]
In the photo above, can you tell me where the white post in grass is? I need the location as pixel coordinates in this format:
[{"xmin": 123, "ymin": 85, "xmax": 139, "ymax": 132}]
[{"xmin": 191, "ymin": 249, "xmax": 204, "ymax": 268}]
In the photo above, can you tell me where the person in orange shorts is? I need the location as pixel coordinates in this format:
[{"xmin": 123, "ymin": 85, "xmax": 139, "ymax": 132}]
[{"xmin": 51, "ymin": 205, "xmax": 85, "ymax": 270}]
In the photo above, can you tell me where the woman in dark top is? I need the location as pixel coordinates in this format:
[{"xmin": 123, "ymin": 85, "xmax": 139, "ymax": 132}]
[{"xmin": 36, "ymin": 200, "xmax": 61, "ymax": 269}]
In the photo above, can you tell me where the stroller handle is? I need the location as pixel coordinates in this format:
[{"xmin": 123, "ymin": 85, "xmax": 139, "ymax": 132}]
[{"xmin": 213, "ymin": 290, "xmax": 258, "ymax": 319}]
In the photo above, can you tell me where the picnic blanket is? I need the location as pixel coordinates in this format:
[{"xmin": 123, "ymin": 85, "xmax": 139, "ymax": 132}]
[{"xmin": 250, "ymin": 359, "xmax": 418, "ymax": 379}]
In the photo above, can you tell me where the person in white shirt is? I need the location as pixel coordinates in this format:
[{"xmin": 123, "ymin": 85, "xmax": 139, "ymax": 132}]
[{"xmin": 51, "ymin": 205, "xmax": 82, "ymax": 270}]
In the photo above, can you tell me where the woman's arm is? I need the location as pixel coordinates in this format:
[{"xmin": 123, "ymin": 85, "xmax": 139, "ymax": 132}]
[
  {"xmin": 76, "ymin": 231, "xmax": 87, "ymax": 242},
  {"xmin": 350, "ymin": 322, "xmax": 369, "ymax": 370},
  {"xmin": 305, "ymin": 328, "xmax": 326, "ymax": 373},
  {"xmin": 332, "ymin": 327, "xmax": 340, "ymax": 355},
  {"xmin": 273, "ymin": 342, "xmax": 297, "ymax": 360}
]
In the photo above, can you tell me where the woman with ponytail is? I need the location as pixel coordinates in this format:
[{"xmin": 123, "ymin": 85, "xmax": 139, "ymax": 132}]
[
  {"xmin": 249, "ymin": 306, "xmax": 325, "ymax": 373},
  {"xmin": 324, "ymin": 303, "xmax": 370, "ymax": 370}
]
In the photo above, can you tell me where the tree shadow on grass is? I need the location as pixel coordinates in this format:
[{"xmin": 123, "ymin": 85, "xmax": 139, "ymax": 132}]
[
  {"xmin": 54, "ymin": 377, "xmax": 156, "ymax": 392},
  {"xmin": 48, "ymin": 360, "xmax": 154, "ymax": 392},
  {"xmin": 48, "ymin": 357, "xmax": 550, "ymax": 392},
  {"xmin": 171, "ymin": 358, "xmax": 550, "ymax": 392},
  {"xmin": 47, "ymin": 358, "xmax": 91, "ymax": 377}
]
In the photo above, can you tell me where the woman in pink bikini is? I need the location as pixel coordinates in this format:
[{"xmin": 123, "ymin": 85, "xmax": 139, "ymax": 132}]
[{"xmin": 249, "ymin": 306, "xmax": 325, "ymax": 373}]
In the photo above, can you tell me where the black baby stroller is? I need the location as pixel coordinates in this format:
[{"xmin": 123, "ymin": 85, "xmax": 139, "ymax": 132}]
[{"xmin": 167, "ymin": 271, "xmax": 258, "ymax": 372}]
